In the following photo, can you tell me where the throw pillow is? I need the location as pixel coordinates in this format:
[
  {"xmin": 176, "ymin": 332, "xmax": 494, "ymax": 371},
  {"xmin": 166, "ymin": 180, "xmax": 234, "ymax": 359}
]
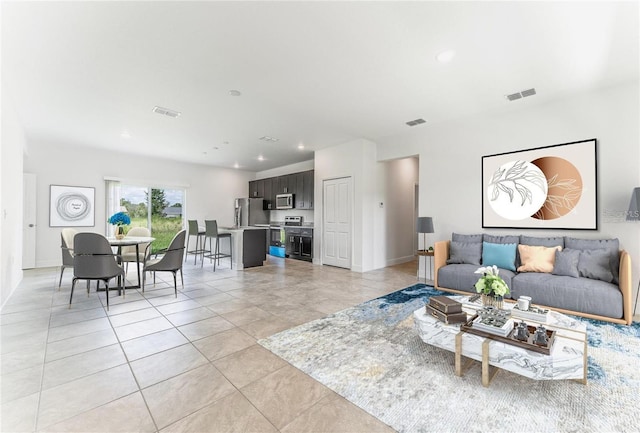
[
  {"xmin": 482, "ymin": 241, "xmax": 517, "ymax": 271},
  {"xmin": 578, "ymin": 249, "xmax": 614, "ymax": 283},
  {"xmin": 565, "ymin": 237, "xmax": 619, "ymax": 284},
  {"xmin": 552, "ymin": 249, "xmax": 580, "ymax": 278},
  {"xmin": 447, "ymin": 241, "xmax": 482, "ymax": 265},
  {"xmin": 517, "ymin": 244, "xmax": 562, "ymax": 273}
]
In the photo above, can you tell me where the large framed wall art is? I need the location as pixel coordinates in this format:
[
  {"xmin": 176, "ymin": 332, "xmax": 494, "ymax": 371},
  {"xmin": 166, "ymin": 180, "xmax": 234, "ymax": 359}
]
[
  {"xmin": 50, "ymin": 184, "xmax": 95, "ymax": 227},
  {"xmin": 482, "ymin": 138, "xmax": 597, "ymax": 230}
]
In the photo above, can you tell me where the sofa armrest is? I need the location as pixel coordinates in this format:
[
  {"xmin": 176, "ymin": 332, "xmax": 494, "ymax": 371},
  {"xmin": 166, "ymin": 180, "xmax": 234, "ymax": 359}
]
[
  {"xmin": 619, "ymin": 250, "xmax": 632, "ymax": 325},
  {"xmin": 434, "ymin": 241, "xmax": 449, "ymax": 288}
]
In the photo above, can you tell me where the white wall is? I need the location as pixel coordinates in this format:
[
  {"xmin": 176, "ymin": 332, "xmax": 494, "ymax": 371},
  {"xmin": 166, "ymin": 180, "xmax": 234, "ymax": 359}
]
[
  {"xmin": 378, "ymin": 82, "xmax": 640, "ymax": 302},
  {"xmin": 255, "ymin": 160, "xmax": 314, "ymax": 179},
  {"xmin": 24, "ymin": 141, "xmax": 254, "ymax": 267},
  {"xmin": 1, "ymin": 94, "xmax": 26, "ymax": 307},
  {"xmin": 314, "ymin": 138, "xmax": 379, "ymax": 272}
]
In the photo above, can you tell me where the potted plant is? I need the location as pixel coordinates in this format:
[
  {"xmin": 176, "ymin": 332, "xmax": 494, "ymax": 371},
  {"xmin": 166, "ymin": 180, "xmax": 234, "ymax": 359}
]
[{"xmin": 474, "ymin": 265, "xmax": 510, "ymax": 309}]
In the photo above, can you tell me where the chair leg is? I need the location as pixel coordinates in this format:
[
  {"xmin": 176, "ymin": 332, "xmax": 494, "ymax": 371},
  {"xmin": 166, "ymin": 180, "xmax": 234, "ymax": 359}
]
[
  {"xmin": 229, "ymin": 237, "xmax": 232, "ymax": 270},
  {"xmin": 104, "ymin": 280, "xmax": 109, "ymax": 311},
  {"xmin": 69, "ymin": 278, "xmax": 77, "ymax": 308},
  {"xmin": 142, "ymin": 270, "xmax": 146, "ymax": 292},
  {"xmin": 180, "ymin": 269, "xmax": 184, "ymax": 289},
  {"xmin": 59, "ymin": 266, "xmax": 65, "ymax": 289},
  {"xmin": 173, "ymin": 272, "xmax": 177, "ymax": 298},
  {"xmin": 87, "ymin": 280, "xmax": 90, "ymax": 296}
]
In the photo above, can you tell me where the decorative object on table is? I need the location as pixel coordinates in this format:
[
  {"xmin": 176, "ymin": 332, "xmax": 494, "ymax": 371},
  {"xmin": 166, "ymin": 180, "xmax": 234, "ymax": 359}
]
[
  {"xmin": 515, "ymin": 320, "xmax": 530, "ymax": 341},
  {"xmin": 108, "ymin": 211, "xmax": 131, "ymax": 240},
  {"xmin": 474, "ymin": 265, "xmax": 510, "ymax": 309},
  {"xmin": 471, "ymin": 307, "xmax": 513, "ymax": 337},
  {"xmin": 482, "ymin": 138, "xmax": 597, "ymax": 230},
  {"xmin": 461, "ymin": 315, "xmax": 555, "ymax": 354},
  {"xmin": 49, "ymin": 184, "xmax": 95, "ymax": 227},
  {"xmin": 533, "ymin": 325, "xmax": 549, "ymax": 346},
  {"xmin": 425, "ymin": 295, "xmax": 466, "ymax": 324},
  {"xmin": 517, "ymin": 295, "xmax": 531, "ymax": 311},
  {"xmin": 511, "ymin": 304, "xmax": 550, "ymax": 322},
  {"xmin": 416, "ymin": 217, "xmax": 435, "ymax": 283},
  {"xmin": 627, "ymin": 186, "xmax": 640, "ymax": 315}
]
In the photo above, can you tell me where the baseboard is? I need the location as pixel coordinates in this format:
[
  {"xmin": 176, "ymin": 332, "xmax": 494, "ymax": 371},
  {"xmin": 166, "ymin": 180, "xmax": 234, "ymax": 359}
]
[
  {"xmin": 386, "ymin": 255, "xmax": 415, "ymax": 267},
  {"xmin": 37, "ymin": 260, "xmax": 60, "ymax": 268}
]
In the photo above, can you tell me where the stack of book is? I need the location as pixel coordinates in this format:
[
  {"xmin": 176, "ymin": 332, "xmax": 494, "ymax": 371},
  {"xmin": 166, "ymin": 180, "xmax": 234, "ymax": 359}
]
[{"xmin": 425, "ymin": 296, "xmax": 467, "ymax": 325}]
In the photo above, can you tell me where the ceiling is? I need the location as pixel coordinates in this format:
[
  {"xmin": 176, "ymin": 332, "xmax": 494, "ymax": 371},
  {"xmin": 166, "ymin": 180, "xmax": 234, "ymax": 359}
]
[{"xmin": 2, "ymin": 1, "xmax": 638, "ymax": 172}]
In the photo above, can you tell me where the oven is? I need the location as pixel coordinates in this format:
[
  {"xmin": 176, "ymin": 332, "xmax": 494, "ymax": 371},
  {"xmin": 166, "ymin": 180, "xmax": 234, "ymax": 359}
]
[{"xmin": 283, "ymin": 216, "xmax": 313, "ymax": 262}]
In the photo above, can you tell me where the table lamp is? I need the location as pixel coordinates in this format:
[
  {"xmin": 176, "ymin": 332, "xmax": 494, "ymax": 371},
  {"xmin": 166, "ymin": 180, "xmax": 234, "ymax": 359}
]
[{"xmin": 416, "ymin": 217, "xmax": 434, "ymax": 251}]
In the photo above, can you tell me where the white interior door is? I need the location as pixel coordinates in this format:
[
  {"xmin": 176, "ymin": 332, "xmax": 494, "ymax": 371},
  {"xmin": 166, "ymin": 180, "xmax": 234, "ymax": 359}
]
[
  {"xmin": 23, "ymin": 173, "xmax": 37, "ymax": 269},
  {"xmin": 323, "ymin": 177, "xmax": 351, "ymax": 269}
]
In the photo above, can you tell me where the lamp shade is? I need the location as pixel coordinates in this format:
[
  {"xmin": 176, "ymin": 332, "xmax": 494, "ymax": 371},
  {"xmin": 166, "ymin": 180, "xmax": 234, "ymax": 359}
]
[
  {"xmin": 417, "ymin": 217, "xmax": 434, "ymax": 234},
  {"xmin": 627, "ymin": 187, "xmax": 640, "ymax": 221}
]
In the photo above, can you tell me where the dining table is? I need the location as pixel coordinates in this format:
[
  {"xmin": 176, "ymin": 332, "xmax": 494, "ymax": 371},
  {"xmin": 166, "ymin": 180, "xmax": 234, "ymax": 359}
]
[{"xmin": 108, "ymin": 236, "xmax": 155, "ymax": 290}]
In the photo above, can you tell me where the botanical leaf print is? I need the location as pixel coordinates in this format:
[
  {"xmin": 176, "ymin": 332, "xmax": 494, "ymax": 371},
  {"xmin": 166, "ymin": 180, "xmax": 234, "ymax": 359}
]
[
  {"xmin": 489, "ymin": 160, "xmax": 547, "ymax": 206},
  {"xmin": 532, "ymin": 174, "xmax": 582, "ymax": 219}
]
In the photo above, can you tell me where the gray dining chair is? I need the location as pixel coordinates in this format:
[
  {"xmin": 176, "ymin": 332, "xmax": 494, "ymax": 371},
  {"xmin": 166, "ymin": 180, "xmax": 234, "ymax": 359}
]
[
  {"xmin": 201, "ymin": 220, "xmax": 232, "ymax": 271},
  {"xmin": 70, "ymin": 232, "xmax": 125, "ymax": 311},
  {"xmin": 143, "ymin": 229, "xmax": 186, "ymax": 297},
  {"xmin": 59, "ymin": 228, "xmax": 78, "ymax": 289}
]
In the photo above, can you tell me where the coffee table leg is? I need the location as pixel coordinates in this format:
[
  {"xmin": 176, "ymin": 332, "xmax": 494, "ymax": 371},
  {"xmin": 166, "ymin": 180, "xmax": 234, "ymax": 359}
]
[
  {"xmin": 455, "ymin": 333, "xmax": 462, "ymax": 376},
  {"xmin": 482, "ymin": 339, "xmax": 500, "ymax": 387}
]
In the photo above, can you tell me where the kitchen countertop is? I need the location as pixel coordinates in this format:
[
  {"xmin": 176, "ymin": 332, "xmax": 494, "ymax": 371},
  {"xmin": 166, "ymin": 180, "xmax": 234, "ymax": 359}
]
[{"xmin": 219, "ymin": 226, "xmax": 269, "ymax": 231}]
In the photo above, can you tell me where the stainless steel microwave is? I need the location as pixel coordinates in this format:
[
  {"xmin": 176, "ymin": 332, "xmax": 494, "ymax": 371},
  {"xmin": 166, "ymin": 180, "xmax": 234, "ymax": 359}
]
[{"xmin": 275, "ymin": 193, "xmax": 294, "ymax": 209}]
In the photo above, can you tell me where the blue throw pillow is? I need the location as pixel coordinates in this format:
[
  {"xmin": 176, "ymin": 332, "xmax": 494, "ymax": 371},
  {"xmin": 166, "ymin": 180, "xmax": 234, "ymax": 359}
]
[{"xmin": 482, "ymin": 241, "xmax": 517, "ymax": 271}]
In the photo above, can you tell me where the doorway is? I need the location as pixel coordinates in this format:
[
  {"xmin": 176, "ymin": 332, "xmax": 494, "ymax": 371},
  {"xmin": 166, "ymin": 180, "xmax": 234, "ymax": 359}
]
[
  {"xmin": 22, "ymin": 173, "xmax": 36, "ymax": 269},
  {"xmin": 322, "ymin": 177, "xmax": 352, "ymax": 269}
]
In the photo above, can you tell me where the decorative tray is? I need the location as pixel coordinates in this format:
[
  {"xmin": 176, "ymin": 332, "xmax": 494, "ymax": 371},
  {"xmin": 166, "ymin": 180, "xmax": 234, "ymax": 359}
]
[
  {"xmin": 460, "ymin": 315, "xmax": 556, "ymax": 355},
  {"xmin": 510, "ymin": 305, "xmax": 549, "ymax": 323}
]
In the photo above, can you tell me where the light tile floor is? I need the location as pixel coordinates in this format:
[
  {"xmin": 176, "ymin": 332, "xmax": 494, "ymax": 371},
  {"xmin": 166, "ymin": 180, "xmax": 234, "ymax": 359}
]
[{"xmin": 1, "ymin": 256, "xmax": 418, "ymax": 432}]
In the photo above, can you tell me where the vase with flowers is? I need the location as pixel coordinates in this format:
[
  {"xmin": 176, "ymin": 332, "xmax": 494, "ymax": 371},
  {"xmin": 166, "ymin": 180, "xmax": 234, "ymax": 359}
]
[
  {"xmin": 109, "ymin": 211, "xmax": 131, "ymax": 240},
  {"xmin": 474, "ymin": 265, "xmax": 510, "ymax": 309}
]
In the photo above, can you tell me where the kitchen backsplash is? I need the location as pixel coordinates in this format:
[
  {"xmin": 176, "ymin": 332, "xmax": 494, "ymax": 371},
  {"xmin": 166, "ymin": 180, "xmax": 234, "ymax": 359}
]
[{"xmin": 269, "ymin": 209, "xmax": 314, "ymax": 223}]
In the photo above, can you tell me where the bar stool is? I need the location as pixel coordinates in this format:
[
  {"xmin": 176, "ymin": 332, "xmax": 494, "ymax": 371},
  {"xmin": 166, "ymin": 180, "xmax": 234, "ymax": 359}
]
[
  {"xmin": 202, "ymin": 220, "xmax": 232, "ymax": 271},
  {"xmin": 185, "ymin": 220, "xmax": 205, "ymax": 264}
]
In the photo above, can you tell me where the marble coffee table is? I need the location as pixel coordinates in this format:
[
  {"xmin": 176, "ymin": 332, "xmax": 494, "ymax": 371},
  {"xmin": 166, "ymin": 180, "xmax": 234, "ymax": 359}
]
[{"xmin": 413, "ymin": 295, "xmax": 587, "ymax": 387}]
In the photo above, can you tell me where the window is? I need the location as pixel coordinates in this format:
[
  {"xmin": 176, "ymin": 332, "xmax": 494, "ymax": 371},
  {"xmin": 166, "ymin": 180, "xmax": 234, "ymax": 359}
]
[{"xmin": 106, "ymin": 180, "xmax": 185, "ymax": 253}]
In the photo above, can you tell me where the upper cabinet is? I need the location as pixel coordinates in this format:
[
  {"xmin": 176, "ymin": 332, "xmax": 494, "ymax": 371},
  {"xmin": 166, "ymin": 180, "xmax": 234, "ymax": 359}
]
[{"xmin": 249, "ymin": 170, "xmax": 314, "ymax": 209}]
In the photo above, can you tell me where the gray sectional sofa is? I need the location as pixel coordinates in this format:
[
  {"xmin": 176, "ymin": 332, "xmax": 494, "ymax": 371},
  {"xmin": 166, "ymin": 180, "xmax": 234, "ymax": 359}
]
[{"xmin": 434, "ymin": 233, "xmax": 633, "ymax": 325}]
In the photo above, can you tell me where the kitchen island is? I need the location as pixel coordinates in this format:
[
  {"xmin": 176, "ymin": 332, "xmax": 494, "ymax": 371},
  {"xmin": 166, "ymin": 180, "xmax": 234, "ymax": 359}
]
[{"xmin": 218, "ymin": 226, "xmax": 268, "ymax": 270}]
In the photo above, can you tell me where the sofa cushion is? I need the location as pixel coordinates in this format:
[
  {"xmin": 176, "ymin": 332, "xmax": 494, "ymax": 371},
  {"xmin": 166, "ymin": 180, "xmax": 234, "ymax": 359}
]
[
  {"xmin": 578, "ymin": 249, "xmax": 614, "ymax": 283},
  {"xmin": 520, "ymin": 235, "xmax": 564, "ymax": 248},
  {"xmin": 565, "ymin": 237, "xmax": 620, "ymax": 284},
  {"xmin": 517, "ymin": 244, "xmax": 561, "ymax": 273},
  {"xmin": 552, "ymin": 249, "xmax": 580, "ymax": 278},
  {"xmin": 511, "ymin": 273, "xmax": 623, "ymax": 319},
  {"xmin": 483, "ymin": 234, "xmax": 520, "ymax": 245},
  {"xmin": 482, "ymin": 241, "xmax": 517, "ymax": 271},
  {"xmin": 447, "ymin": 241, "xmax": 482, "ymax": 265},
  {"xmin": 452, "ymin": 233, "xmax": 483, "ymax": 243},
  {"xmin": 438, "ymin": 263, "xmax": 515, "ymax": 297}
]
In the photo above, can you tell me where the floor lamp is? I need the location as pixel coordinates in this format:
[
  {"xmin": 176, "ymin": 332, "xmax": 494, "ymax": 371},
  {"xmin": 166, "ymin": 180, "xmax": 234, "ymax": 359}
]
[
  {"xmin": 627, "ymin": 187, "xmax": 640, "ymax": 315},
  {"xmin": 417, "ymin": 217, "xmax": 434, "ymax": 283}
]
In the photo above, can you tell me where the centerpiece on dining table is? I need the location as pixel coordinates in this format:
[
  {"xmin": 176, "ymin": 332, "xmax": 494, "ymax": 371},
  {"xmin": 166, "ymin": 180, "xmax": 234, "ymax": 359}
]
[
  {"xmin": 109, "ymin": 211, "xmax": 131, "ymax": 240},
  {"xmin": 474, "ymin": 265, "xmax": 510, "ymax": 309}
]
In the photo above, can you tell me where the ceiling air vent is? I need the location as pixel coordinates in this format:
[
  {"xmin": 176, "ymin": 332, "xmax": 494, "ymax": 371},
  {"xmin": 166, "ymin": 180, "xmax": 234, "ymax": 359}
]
[
  {"xmin": 406, "ymin": 118, "xmax": 426, "ymax": 127},
  {"xmin": 506, "ymin": 88, "xmax": 536, "ymax": 102},
  {"xmin": 152, "ymin": 106, "xmax": 181, "ymax": 118}
]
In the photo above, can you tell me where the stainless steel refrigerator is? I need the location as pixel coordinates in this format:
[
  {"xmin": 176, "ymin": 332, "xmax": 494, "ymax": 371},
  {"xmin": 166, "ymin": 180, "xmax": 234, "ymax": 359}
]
[{"xmin": 234, "ymin": 198, "xmax": 269, "ymax": 227}]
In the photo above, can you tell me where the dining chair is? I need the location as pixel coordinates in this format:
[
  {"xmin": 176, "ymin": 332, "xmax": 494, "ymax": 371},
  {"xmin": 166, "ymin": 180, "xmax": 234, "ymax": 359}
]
[
  {"xmin": 143, "ymin": 229, "xmax": 186, "ymax": 297},
  {"xmin": 121, "ymin": 226, "xmax": 152, "ymax": 273},
  {"xmin": 201, "ymin": 220, "xmax": 232, "ymax": 271},
  {"xmin": 59, "ymin": 228, "xmax": 78, "ymax": 289},
  {"xmin": 185, "ymin": 220, "xmax": 205, "ymax": 264},
  {"xmin": 70, "ymin": 232, "xmax": 124, "ymax": 311}
]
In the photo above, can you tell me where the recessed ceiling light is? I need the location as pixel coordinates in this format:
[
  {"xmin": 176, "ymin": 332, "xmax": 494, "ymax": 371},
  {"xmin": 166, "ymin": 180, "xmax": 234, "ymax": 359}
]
[
  {"xmin": 229, "ymin": 90, "xmax": 242, "ymax": 96},
  {"xmin": 258, "ymin": 155, "xmax": 264, "ymax": 161},
  {"xmin": 120, "ymin": 131, "xmax": 131, "ymax": 139},
  {"xmin": 436, "ymin": 50, "xmax": 456, "ymax": 63},
  {"xmin": 298, "ymin": 144, "xmax": 305, "ymax": 150},
  {"xmin": 233, "ymin": 163, "xmax": 239, "ymax": 169}
]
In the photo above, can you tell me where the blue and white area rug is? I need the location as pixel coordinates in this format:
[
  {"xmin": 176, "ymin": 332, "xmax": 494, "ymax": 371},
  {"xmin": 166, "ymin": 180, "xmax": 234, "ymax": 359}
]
[{"xmin": 259, "ymin": 284, "xmax": 640, "ymax": 433}]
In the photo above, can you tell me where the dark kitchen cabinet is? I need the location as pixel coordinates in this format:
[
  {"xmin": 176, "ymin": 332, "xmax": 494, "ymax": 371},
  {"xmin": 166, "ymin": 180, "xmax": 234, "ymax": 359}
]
[{"xmin": 248, "ymin": 170, "xmax": 314, "ymax": 209}]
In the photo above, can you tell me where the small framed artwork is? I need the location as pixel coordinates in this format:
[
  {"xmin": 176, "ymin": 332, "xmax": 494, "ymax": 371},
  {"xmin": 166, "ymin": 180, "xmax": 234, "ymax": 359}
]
[
  {"xmin": 50, "ymin": 185, "xmax": 95, "ymax": 227},
  {"xmin": 482, "ymin": 138, "xmax": 597, "ymax": 230}
]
